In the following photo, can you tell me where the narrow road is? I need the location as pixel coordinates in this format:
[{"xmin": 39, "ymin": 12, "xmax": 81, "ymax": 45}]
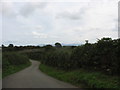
[{"xmin": 2, "ymin": 60, "xmax": 76, "ymax": 88}]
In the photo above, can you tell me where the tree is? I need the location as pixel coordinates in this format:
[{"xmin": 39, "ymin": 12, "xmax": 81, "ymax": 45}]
[
  {"xmin": 8, "ymin": 44, "xmax": 14, "ymax": 48},
  {"xmin": 85, "ymin": 40, "xmax": 89, "ymax": 44},
  {"xmin": 2, "ymin": 44, "xmax": 5, "ymax": 48},
  {"xmin": 55, "ymin": 42, "xmax": 62, "ymax": 48}
]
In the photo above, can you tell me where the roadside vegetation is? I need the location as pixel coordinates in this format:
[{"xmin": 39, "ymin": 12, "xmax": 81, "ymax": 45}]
[
  {"xmin": 2, "ymin": 51, "xmax": 31, "ymax": 78},
  {"xmin": 40, "ymin": 64, "xmax": 119, "ymax": 88}
]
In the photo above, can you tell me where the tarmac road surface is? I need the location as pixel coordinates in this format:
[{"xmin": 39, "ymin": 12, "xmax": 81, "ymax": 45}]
[{"xmin": 2, "ymin": 60, "xmax": 76, "ymax": 88}]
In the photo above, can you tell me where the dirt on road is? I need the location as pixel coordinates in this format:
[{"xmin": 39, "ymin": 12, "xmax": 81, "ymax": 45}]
[{"xmin": 2, "ymin": 60, "xmax": 76, "ymax": 88}]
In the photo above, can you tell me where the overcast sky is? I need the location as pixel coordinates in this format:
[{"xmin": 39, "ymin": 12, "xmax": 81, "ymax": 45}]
[{"xmin": 0, "ymin": 0, "xmax": 119, "ymax": 46}]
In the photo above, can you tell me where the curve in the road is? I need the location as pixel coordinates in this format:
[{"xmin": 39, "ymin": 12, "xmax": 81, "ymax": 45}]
[{"xmin": 3, "ymin": 60, "xmax": 76, "ymax": 88}]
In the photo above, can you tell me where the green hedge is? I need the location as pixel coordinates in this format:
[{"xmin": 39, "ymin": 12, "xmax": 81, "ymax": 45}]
[
  {"xmin": 40, "ymin": 38, "xmax": 119, "ymax": 75},
  {"xmin": 2, "ymin": 52, "xmax": 30, "ymax": 77}
]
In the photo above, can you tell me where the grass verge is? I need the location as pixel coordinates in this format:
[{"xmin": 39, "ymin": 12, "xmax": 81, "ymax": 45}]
[
  {"xmin": 2, "ymin": 61, "xmax": 31, "ymax": 78},
  {"xmin": 39, "ymin": 64, "xmax": 120, "ymax": 89}
]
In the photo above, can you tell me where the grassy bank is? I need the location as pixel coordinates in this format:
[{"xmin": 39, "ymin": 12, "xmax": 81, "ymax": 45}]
[
  {"xmin": 2, "ymin": 52, "xmax": 31, "ymax": 78},
  {"xmin": 3, "ymin": 62, "xmax": 31, "ymax": 78},
  {"xmin": 39, "ymin": 64, "xmax": 119, "ymax": 89}
]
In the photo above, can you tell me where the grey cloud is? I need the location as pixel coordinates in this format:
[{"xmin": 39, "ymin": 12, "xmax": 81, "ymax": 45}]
[
  {"xmin": 56, "ymin": 7, "xmax": 87, "ymax": 20},
  {"xmin": 20, "ymin": 2, "xmax": 47, "ymax": 17},
  {"xmin": 56, "ymin": 11, "xmax": 81, "ymax": 20},
  {"xmin": 1, "ymin": 2, "xmax": 17, "ymax": 18}
]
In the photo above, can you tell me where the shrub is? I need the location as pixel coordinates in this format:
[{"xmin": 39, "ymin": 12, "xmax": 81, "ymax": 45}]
[{"xmin": 3, "ymin": 52, "xmax": 29, "ymax": 69}]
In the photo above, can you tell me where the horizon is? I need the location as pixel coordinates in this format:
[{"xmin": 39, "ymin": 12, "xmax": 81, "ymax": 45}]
[
  {"xmin": 1, "ymin": 37, "xmax": 119, "ymax": 47},
  {"xmin": 2, "ymin": 42, "xmax": 81, "ymax": 46}
]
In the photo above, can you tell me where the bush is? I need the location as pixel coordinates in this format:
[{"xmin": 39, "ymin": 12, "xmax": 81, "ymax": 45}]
[
  {"xmin": 71, "ymin": 38, "xmax": 119, "ymax": 75},
  {"xmin": 3, "ymin": 52, "xmax": 29, "ymax": 65}
]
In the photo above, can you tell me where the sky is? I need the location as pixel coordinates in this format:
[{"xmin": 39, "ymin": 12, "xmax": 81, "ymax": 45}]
[{"xmin": 0, "ymin": 0, "xmax": 119, "ymax": 46}]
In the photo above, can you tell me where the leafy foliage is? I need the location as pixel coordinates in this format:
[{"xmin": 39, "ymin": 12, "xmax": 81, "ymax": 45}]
[
  {"xmin": 55, "ymin": 42, "xmax": 62, "ymax": 48},
  {"xmin": 29, "ymin": 38, "xmax": 119, "ymax": 76}
]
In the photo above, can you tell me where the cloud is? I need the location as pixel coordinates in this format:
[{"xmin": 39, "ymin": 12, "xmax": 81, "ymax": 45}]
[
  {"xmin": 1, "ymin": 0, "xmax": 118, "ymax": 45},
  {"xmin": 54, "ymin": 1, "xmax": 118, "ymax": 41},
  {"xmin": 1, "ymin": 1, "xmax": 48, "ymax": 18},
  {"xmin": 56, "ymin": 11, "xmax": 81, "ymax": 20},
  {"xmin": 1, "ymin": 2, "xmax": 17, "ymax": 17},
  {"xmin": 32, "ymin": 31, "xmax": 47, "ymax": 38},
  {"xmin": 55, "ymin": 4, "xmax": 88, "ymax": 20},
  {"xmin": 3, "ymin": 40, "xmax": 19, "ymax": 44},
  {"xmin": 35, "ymin": 25, "xmax": 44, "ymax": 31},
  {"xmin": 19, "ymin": 2, "xmax": 47, "ymax": 17}
]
